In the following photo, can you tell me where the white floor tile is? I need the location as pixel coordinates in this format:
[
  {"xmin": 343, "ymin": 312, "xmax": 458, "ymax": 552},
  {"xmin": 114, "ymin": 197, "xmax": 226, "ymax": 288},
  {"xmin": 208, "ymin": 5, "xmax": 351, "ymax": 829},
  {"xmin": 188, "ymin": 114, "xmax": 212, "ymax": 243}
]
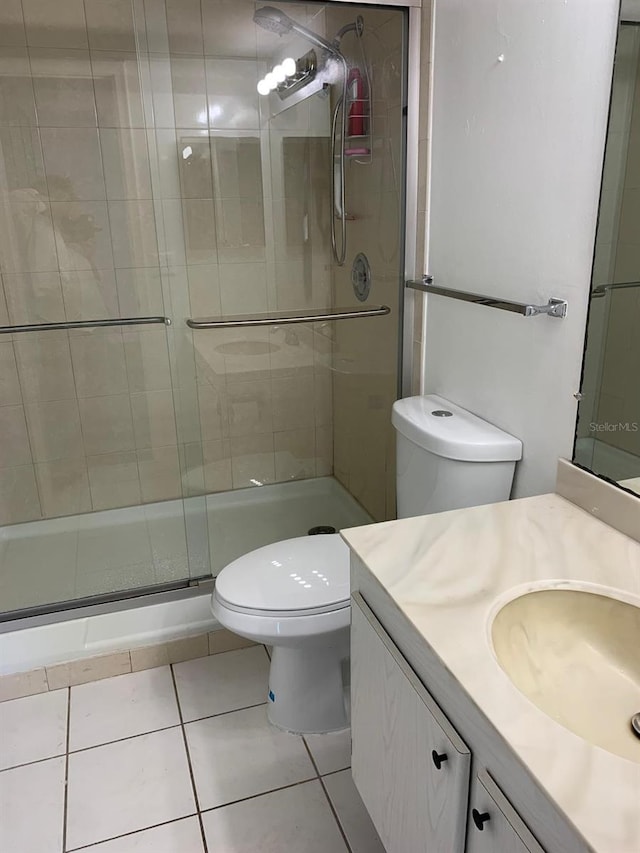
[
  {"xmin": 323, "ymin": 769, "xmax": 385, "ymax": 853},
  {"xmin": 66, "ymin": 727, "xmax": 196, "ymax": 850},
  {"xmin": 173, "ymin": 646, "xmax": 269, "ymax": 722},
  {"xmin": 69, "ymin": 666, "xmax": 180, "ymax": 751},
  {"xmin": 201, "ymin": 780, "xmax": 348, "ymax": 853},
  {"xmin": 81, "ymin": 817, "xmax": 205, "ymax": 852},
  {"xmin": 0, "ymin": 688, "xmax": 68, "ymax": 770},
  {"xmin": 0, "ymin": 756, "xmax": 65, "ymax": 853},
  {"xmin": 186, "ymin": 704, "xmax": 315, "ymax": 810},
  {"xmin": 305, "ymin": 728, "xmax": 351, "ymax": 775}
]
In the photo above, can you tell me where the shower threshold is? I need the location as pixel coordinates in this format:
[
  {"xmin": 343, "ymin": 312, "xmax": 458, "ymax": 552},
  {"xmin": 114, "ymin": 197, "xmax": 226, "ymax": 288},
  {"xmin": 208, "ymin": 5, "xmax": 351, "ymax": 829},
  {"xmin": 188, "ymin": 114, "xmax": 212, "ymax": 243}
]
[{"xmin": 0, "ymin": 477, "xmax": 371, "ymax": 619}]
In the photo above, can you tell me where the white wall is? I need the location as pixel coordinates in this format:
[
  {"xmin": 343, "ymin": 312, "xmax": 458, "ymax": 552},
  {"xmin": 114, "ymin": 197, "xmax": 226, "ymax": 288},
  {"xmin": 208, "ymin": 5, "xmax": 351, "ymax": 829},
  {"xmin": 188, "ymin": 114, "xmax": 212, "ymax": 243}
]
[{"xmin": 422, "ymin": 0, "xmax": 620, "ymax": 497}]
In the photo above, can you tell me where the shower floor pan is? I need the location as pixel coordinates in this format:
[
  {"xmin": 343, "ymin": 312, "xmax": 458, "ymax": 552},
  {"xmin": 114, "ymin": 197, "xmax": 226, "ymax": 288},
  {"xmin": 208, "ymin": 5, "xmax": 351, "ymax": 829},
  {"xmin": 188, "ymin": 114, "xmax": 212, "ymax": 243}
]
[{"xmin": 0, "ymin": 477, "xmax": 371, "ymax": 617}]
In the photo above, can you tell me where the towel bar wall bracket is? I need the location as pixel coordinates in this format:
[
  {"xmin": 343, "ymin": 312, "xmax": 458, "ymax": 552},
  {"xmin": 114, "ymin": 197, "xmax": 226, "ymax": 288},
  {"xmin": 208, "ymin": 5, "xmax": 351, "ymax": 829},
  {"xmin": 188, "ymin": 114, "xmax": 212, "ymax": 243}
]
[{"xmin": 406, "ymin": 276, "xmax": 568, "ymax": 319}]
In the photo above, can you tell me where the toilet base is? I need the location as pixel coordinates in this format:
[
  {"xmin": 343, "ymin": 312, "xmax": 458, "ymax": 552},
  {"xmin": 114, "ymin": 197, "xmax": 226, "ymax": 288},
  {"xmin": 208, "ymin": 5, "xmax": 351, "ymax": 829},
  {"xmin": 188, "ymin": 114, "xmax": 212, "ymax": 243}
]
[{"xmin": 267, "ymin": 630, "xmax": 350, "ymax": 734}]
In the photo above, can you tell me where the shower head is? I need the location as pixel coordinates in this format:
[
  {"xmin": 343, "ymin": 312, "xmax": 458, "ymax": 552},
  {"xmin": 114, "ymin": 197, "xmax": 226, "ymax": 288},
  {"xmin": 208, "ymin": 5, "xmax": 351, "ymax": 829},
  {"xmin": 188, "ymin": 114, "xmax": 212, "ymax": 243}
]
[
  {"xmin": 254, "ymin": 5, "xmax": 340, "ymax": 56},
  {"xmin": 253, "ymin": 6, "xmax": 293, "ymax": 36}
]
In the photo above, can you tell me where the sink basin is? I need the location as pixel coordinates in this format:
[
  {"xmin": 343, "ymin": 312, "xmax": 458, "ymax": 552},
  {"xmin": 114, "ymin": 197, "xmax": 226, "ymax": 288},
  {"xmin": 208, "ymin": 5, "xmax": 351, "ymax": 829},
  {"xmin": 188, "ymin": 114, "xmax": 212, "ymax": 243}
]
[{"xmin": 491, "ymin": 588, "xmax": 640, "ymax": 763}]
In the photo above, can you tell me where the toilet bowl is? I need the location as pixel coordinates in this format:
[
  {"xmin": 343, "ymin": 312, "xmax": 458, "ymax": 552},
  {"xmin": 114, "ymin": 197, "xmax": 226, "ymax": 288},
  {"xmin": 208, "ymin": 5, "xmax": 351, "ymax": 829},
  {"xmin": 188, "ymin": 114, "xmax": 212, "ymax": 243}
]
[
  {"xmin": 212, "ymin": 534, "xmax": 350, "ymax": 734},
  {"xmin": 211, "ymin": 394, "xmax": 522, "ymax": 735}
]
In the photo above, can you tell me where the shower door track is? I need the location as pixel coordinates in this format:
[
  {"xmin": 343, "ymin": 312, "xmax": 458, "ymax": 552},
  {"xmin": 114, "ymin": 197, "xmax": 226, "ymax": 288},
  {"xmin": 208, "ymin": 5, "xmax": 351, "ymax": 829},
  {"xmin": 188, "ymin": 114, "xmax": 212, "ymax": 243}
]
[
  {"xmin": 187, "ymin": 305, "xmax": 390, "ymax": 329},
  {"xmin": 0, "ymin": 316, "xmax": 171, "ymax": 335}
]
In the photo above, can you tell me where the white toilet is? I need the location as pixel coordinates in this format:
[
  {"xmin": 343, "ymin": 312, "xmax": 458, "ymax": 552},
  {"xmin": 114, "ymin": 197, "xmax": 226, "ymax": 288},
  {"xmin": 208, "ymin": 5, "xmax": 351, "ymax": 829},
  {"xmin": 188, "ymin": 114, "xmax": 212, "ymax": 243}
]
[{"xmin": 211, "ymin": 394, "xmax": 522, "ymax": 734}]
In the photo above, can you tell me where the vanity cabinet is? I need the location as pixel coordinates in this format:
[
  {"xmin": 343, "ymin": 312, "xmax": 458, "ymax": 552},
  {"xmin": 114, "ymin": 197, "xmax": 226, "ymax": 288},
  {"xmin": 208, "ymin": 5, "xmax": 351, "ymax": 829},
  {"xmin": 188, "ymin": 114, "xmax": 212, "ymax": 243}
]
[
  {"xmin": 351, "ymin": 593, "xmax": 471, "ymax": 853},
  {"xmin": 351, "ymin": 592, "xmax": 548, "ymax": 853},
  {"xmin": 466, "ymin": 770, "xmax": 545, "ymax": 853}
]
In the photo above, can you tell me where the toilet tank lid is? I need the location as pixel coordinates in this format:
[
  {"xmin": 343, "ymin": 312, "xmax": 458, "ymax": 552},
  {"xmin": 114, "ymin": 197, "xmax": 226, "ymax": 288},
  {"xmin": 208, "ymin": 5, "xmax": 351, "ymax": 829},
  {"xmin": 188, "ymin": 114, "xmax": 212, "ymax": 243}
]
[
  {"xmin": 392, "ymin": 395, "xmax": 523, "ymax": 462},
  {"xmin": 215, "ymin": 535, "xmax": 350, "ymax": 613}
]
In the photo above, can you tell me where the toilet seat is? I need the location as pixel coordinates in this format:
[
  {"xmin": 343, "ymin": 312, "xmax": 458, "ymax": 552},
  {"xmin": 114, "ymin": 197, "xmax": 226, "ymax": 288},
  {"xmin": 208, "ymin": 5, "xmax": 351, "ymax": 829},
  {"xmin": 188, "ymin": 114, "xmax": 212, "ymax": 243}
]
[{"xmin": 214, "ymin": 534, "xmax": 350, "ymax": 618}]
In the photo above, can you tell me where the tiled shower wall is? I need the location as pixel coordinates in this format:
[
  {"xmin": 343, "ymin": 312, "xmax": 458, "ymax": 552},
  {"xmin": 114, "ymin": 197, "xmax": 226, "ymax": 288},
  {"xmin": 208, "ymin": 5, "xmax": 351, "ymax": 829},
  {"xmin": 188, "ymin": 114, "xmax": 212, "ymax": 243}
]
[{"xmin": 0, "ymin": 0, "xmax": 334, "ymax": 525}]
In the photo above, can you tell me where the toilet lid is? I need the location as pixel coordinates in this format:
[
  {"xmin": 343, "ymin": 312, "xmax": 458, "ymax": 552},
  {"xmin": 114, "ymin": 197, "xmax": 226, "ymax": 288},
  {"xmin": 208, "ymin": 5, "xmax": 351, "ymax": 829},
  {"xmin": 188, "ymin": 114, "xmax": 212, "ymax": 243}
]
[{"xmin": 215, "ymin": 535, "xmax": 350, "ymax": 615}]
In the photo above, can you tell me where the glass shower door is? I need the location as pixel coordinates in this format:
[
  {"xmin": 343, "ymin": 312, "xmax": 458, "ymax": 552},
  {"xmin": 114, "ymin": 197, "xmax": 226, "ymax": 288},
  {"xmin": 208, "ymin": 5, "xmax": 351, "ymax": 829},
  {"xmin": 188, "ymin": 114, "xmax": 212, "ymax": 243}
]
[{"xmin": 0, "ymin": 0, "xmax": 211, "ymax": 617}]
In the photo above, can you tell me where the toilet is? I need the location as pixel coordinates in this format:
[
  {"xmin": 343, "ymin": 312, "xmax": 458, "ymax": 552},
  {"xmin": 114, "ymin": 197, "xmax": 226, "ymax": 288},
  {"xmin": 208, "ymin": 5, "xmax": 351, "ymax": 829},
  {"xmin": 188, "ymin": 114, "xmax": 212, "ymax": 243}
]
[{"xmin": 211, "ymin": 394, "xmax": 522, "ymax": 734}]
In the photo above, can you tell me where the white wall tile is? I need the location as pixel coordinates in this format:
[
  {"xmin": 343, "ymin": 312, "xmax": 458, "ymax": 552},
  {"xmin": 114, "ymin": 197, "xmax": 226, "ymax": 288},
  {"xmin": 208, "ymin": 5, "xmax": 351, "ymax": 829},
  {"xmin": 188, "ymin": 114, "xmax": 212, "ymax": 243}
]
[
  {"xmin": 30, "ymin": 48, "xmax": 96, "ymax": 126},
  {"xmin": 40, "ymin": 127, "xmax": 106, "ymax": 201},
  {"xmin": 0, "ymin": 1, "xmax": 26, "ymax": 47},
  {"xmin": 87, "ymin": 450, "xmax": 141, "ymax": 509},
  {"xmin": 170, "ymin": 56, "xmax": 207, "ymax": 128},
  {"xmin": 131, "ymin": 390, "xmax": 178, "ymax": 449},
  {"xmin": 230, "ymin": 432, "xmax": 275, "ymax": 487},
  {"xmin": 137, "ymin": 445, "xmax": 181, "ymax": 502},
  {"xmin": 100, "ymin": 128, "xmax": 153, "ymax": 201},
  {"xmin": 61, "ymin": 269, "xmax": 119, "ymax": 320},
  {"xmin": 22, "ymin": 0, "xmax": 87, "ymax": 49},
  {"xmin": 123, "ymin": 329, "xmax": 172, "ymax": 392},
  {"xmin": 85, "ymin": 0, "xmax": 137, "ymax": 52},
  {"xmin": 51, "ymin": 201, "xmax": 114, "ymax": 272},
  {"xmin": 0, "ymin": 405, "xmax": 33, "ymax": 467},
  {"xmin": 115, "ymin": 267, "xmax": 164, "ymax": 315},
  {"xmin": 219, "ymin": 262, "xmax": 268, "ymax": 315},
  {"xmin": 14, "ymin": 337, "xmax": 76, "ymax": 401},
  {"xmin": 35, "ymin": 458, "xmax": 92, "ymax": 516},
  {"xmin": 92, "ymin": 51, "xmax": 145, "ymax": 128},
  {"xmin": 0, "ymin": 465, "xmax": 41, "ymax": 525},
  {"xmin": 108, "ymin": 200, "xmax": 159, "ymax": 267},
  {"xmin": 24, "ymin": 398, "xmax": 85, "ymax": 461},
  {"xmin": 2, "ymin": 272, "xmax": 65, "ymax": 322},
  {"xmin": 70, "ymin": 333, "xmax": 128, "ymax": 397},
  {"xmin": 0, "ymin": 342, "xmax": 22, "ymax": 405},
  {"xmin": 0, "ymin": 47, "xmax": 36, "ymax": 126},
  {"xmin": 78, "ymin": 394, "xmax": 135, "ymax": 455}
]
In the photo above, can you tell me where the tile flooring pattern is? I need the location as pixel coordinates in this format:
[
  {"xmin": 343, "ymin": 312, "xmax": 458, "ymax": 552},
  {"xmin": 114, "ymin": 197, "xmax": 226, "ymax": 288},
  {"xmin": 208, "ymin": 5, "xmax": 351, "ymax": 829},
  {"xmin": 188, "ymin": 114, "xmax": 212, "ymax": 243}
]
[{"xmin": 0, "ymin": 646, "xmax": 385, "ymax": 852}]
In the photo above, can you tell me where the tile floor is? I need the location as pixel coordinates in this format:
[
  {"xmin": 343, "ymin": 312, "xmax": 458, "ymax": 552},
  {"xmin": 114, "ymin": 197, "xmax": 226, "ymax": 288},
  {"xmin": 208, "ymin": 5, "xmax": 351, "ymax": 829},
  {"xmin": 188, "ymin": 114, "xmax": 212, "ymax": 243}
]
[{"xmin": 0, "ymin": 645, "xmax": 385, "ymax": 852}]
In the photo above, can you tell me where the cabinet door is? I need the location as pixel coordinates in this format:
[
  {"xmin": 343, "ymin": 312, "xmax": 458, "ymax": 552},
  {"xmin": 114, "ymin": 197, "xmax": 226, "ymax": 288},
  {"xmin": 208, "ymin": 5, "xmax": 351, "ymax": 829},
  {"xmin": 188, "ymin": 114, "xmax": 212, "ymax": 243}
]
[
  {"xmin": 351, "ymin": 593, "xmax": 471, "ymax": 853},
  {"xmin": 466, "ymin": 770, "xmax": 546, "ymax": 853}
]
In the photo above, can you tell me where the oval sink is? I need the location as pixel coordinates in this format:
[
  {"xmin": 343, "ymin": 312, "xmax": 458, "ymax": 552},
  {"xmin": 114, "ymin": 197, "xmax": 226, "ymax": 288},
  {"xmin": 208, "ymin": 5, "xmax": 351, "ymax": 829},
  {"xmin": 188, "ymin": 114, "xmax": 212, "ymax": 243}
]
[{"xmin": 491, "ymin": 588, "xmax": 640, "ymax": 763}]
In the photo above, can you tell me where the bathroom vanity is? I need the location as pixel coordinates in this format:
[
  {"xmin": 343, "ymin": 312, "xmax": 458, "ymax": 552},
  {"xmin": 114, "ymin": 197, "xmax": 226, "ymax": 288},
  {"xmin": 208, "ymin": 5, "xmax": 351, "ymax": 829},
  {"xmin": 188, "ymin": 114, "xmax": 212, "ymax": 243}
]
[{"xmin": 343, "ymin": 490, "xmax": 640, "ymax": 853}]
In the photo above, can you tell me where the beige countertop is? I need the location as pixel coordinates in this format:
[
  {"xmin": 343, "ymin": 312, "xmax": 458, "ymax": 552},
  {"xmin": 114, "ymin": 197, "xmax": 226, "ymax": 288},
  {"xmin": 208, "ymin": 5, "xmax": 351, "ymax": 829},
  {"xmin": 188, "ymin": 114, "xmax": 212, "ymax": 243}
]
[{"xmin": 342, "ymin": 493, "xmax": 640, "ymax": 853}]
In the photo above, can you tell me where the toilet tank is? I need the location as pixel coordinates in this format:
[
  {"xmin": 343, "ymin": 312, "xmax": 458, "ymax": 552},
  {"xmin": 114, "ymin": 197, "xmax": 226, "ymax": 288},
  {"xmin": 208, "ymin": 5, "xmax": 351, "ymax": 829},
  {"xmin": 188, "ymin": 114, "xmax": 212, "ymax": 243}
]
[{"xmin": 392, "ymin": 395, "xmax": 522, "ymax": 519}]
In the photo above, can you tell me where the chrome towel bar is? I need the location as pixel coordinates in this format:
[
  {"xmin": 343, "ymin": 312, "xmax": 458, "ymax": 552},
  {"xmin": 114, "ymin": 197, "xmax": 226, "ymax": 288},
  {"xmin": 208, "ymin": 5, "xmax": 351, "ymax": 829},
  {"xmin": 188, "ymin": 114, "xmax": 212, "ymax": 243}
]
[
  {"xmin": 591, "ymin": 280, "xmax": 639, "ymax": 298},
  {"xmin": 0, "ymin": 316, "xmax": 171, "ymax": 335},
  {"xmin": 187, "ymin": 305, "xmax": 390, "ymax": 329},
  {"xmin": 406, "ymin": 277, "xmax": 568, "ymax": 319}
]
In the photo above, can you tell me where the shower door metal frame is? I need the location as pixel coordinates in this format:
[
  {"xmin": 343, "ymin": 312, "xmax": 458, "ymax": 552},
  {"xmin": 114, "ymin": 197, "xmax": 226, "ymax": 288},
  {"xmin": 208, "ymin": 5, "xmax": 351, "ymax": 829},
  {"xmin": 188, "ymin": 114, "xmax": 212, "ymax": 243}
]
[{"xmin": 0, "ymin": 0, "xmax": 423, "ymax": 633}]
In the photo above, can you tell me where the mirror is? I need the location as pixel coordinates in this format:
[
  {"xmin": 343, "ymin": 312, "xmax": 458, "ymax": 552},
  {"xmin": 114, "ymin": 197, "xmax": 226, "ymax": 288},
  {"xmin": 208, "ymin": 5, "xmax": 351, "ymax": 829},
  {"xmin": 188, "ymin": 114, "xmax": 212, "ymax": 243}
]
[{"xmin": 574, "ymin": 3, "xmax": 640, "ymax": 497}]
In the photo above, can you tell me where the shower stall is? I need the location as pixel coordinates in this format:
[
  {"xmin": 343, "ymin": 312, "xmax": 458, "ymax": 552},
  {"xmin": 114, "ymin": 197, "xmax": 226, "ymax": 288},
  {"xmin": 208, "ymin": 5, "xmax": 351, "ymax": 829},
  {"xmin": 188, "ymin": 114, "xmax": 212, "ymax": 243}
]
[{"xmin": 0, "ymin": 0, "xmax": 408, "ymax": 620}]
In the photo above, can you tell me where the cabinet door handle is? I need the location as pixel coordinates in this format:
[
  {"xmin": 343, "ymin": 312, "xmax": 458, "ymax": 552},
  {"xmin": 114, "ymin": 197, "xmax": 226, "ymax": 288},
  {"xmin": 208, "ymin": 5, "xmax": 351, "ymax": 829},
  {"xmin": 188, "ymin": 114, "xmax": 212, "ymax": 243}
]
[
  {"xmin": 431, "ymin": 750, "xmax": 448, "ymax": 770},
  {"xmin": 472, "ymin": 809, "xmax": 491, "ymax": 831}
]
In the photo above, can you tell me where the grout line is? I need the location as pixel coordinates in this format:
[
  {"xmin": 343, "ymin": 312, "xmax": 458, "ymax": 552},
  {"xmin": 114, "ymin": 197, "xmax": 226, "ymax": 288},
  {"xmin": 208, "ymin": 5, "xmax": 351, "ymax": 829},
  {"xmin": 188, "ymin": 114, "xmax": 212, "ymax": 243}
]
[
  {"xmin": 301, "ymin": 737, "xmax": 353, "ymax": 853},
  {"xmin": 317, "ymin": 772, "xmax": 354, "ymax": 853},
  {"xmin": 0, "ymin": 701, "xmax": 271, "ymax": 773},
  {"xmin": 169, "ymin": 664, "xmax": 209, "ymax": 853},
  {"xmin": 62, "ymin": 686, "xmax": 71, "ymax": 853},
  {"xmin": 198, "ymin": 775, "xmax": 319, "ymax": 816},
  {"xmin": 65, "ymin": 814, "xmax": 199, "ymax": 852}
]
